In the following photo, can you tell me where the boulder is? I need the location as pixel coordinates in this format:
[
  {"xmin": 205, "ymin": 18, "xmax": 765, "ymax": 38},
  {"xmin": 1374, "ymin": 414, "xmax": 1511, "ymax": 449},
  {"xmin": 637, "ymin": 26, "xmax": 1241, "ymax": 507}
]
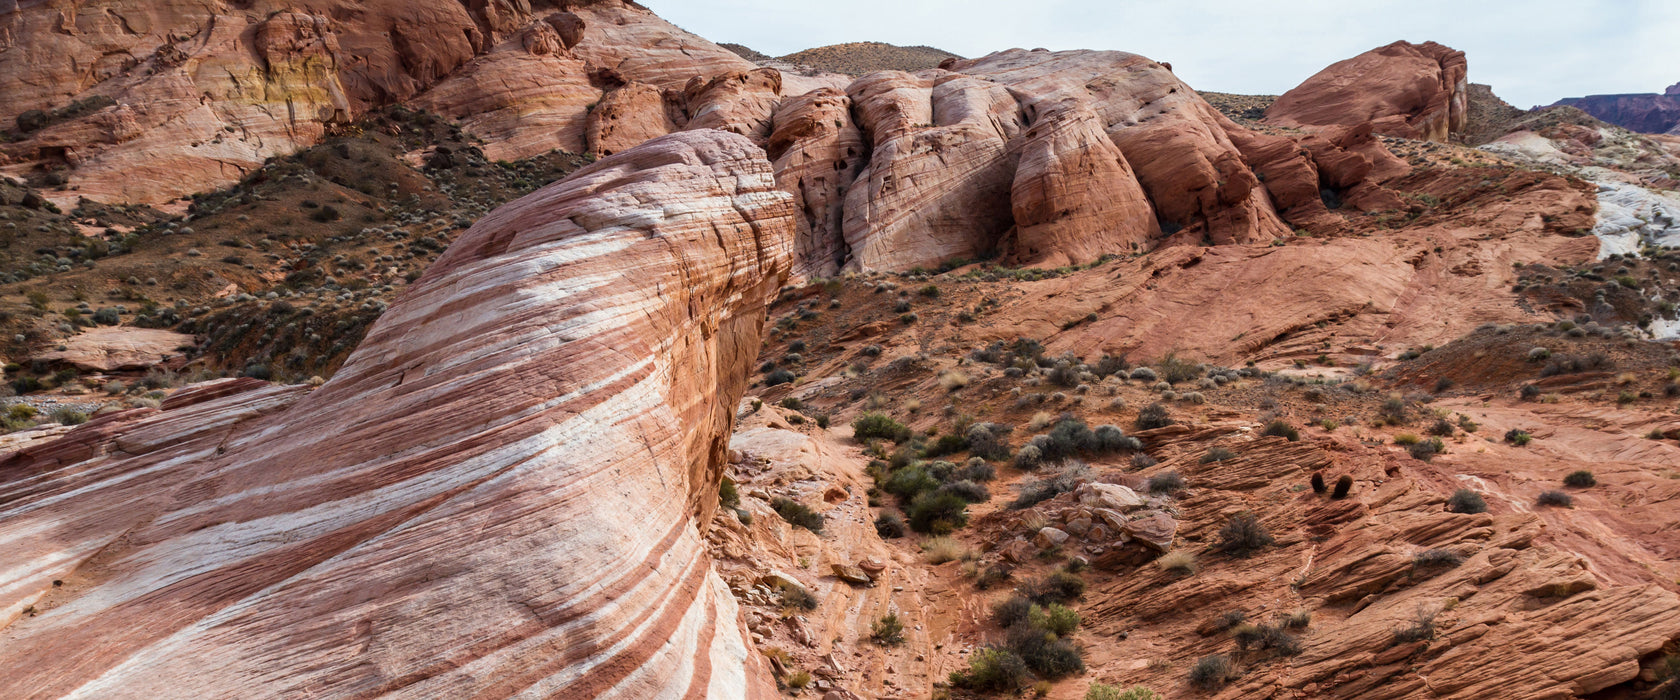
[
  {"xmin": 1266, "ymin": 41, "xmax": 1468, "ymax": 142},
  {"xmin": 831, "ymin": 564, "xmax": 875, "ymax": 586},
  {"xmin": 34, "ymin": 327, "xmax": 196, "ymax": 372},
  {"xmin": 1077, "ymin": 482, "xmax": 1145, "ymax": 511},
  {"xmin": 1035, "ymin": 527, "xmax": 1071, "ymax": 548},
  {"xmin": 1121, "ymin": 511, "xmax": 1179, "ymax": 552}
]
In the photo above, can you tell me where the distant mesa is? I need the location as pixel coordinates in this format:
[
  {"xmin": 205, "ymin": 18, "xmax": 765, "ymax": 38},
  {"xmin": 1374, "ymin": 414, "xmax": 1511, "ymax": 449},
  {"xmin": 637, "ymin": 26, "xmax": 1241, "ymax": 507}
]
[{"xmin": 1551, "ymin": 82, "xmax": 1680, "ymax": 135}]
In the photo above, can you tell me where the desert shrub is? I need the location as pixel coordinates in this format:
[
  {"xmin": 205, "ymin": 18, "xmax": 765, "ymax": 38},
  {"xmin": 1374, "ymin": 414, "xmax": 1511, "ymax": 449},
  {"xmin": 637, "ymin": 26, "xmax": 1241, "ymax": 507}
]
[
  {"xmin": 1092, "ymin": 424, "xmax": 1131, "ymax": 451},
  {"xmin": 938, "ymin": 479, "xmax": 991, "ymax": 503},
  {"xmin": 1006, "ymin": 624, "xmax": 1084, "ymax": 677},
  {"xmin": 1393, "ymin": 433, "xmax": 1420, "ymax": 445},
  {"xmin": 1212, "ymin": 610, "xmax": 1247, "ymax": 631},
  {"xmin": 1146, "ymin": 471, "xmax": 1185, "ymax": 495},
  {"xmin": 1520, "ymin": 384, "xmax": 1541, "ymax": 400},
  {"xmin": 1156, "ymin": 352, "xmax": 1201, "ymax": 384},
  {"xmin": 871, "ymin": 613, "xmax": 905, "ymax": 645},
  {"xmin": 853, "ymin": 412, "xmax": 911, "ymax": 442},
  {"xmin": 1156, "ymin": 550, "xmax": 1196, "ymax": 575},
  {"xmin": 1035, "ymin": 603, "xmax": 1081, "ymax": 636},
  {"xmin": 1093, "ymin": 354, "xmax": 1130, "ymax": 377},
  {"xmin": 1200, "ymin": 446, "xmax": 1237, "ymax": 463},
  {"xmin": 950, "ymin": 647, "xmax": 1030, "ymax": 692},
  {"xmin": 1391, "ymin": 605, "xmax": 1436, "ymax": 644},
  {"xmin": 1505, "ymin": 428, "xmax": 1532, "ymax": 446},
  {"xmin": 1049, "ymin": 361, "xmax": 1080, "ymax": 387},
  {"xmin": 778, "ymin": 396, "xmax": 803, "ymax": 411},
  {"xmin": 883, "ymin": 466, "xmax": 939, "ymax": 502},
  {"xmin": 1014, "ymin": 444, "xmax": 1043, "ymax": 470},
  {"xmin": 1135, "ymin": 402, "xmax": 1173, "ymax": 430},
  {"xmin": 1188, "ymin": 654, "xmax": 1234, "ymax": 690},
  {"xmin": 1011, "ymin": 462, "xmax": 1091, "ymax": 508},
  {"xmin": 775, "ymin": 580, "xmax": 818, "ymax": 610},
  {"xmin": 1233, "ymin": 623, "xmax": 1301, "ymax": 656},
  {"xmin": 1408, "ymin": 437, "xmax": 1444, "ymax": 462},
  {"xmin": 1215, "ymin": 512, "xmax": 1273, "ymax": 557},
  {"xmin": 1020, "ymin": 570, "xmax": 1086, "ymax": 605},
  {"xmin": 50, "ymin": 408, "xmax": 87, "ymax": 426},
  {"xmin": 1540, "ymin": 352, "xmax": 1613, "ymax": 377},
  {"xmin": 1446, "ymin": 489, "xmax": 1486, "ymax": 514},
  {"xmin": 1262, "ymin": 419, "xmax": 1300, "ymax": 441},
  {"xmin": 1412, "ymin": 548, "xmax": 1463, "ymax": 568},
  {"xmin": 1563, "ymin": 470, "xmax": 1596, "ymax": 488},
  {"xmin": 958, "ymin": 458, "xmax": 997, "ymax": 482},
  {"xmin": 908, "ymin": 490, "xmax": 971, "ymax": 533},
  {"xmin": 966, "ymin": 422, "xmax": 1013, "ymax": 461},
  {"xmin": 771, "ymin": 497, "xmax": 824, "ymax": 533},
  {"xmin": 1281, "ymin": 610, "xmax": 1312, "ymax": 629},
  {"xmin": 993, "ymin": 595, "xmax": 1036, "ymax": 628},
  {"xmin": 1131, "ymin": 452, "xmax": 1158, "ymax": 469},
  {"xmin": 718, "ymin": 477, "xmax": 740, "ymax": 509},
  {"xmin": 1129, "ymin": 367, "xmax": 1158, "ymax": 382},
  {"xmin": 874, "ymin": 511, "xmax": 906, "ymax": 538},
  {"xmin": 939, "ymin": 370, "xmax": 970, "ymax": 392},
  {"xmin": 1426, "ymin": 418, "xmax": 1455, "ymax": 437},
  {"xmin": 922, "ymin": 432, "xmax": 969, "ymax": 458},
  {"xmin": 1537, "ymin": 490, "xmax": 1573, "ymax": 507},
  {"xmin": 922, "ymin": 536, "xmax": 974, "ymax": 564},
  {"xmin": 1311, "ymin": 472, "xmax": 1326, "ymax": 493},
  {"xmin": 765, "ymin": 368, "xmax": 796, "ymax": 386}
]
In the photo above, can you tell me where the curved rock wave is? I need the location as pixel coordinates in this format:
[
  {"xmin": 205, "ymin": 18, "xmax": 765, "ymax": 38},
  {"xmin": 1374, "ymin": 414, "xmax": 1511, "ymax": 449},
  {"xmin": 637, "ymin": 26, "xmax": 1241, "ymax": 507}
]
[{"xmin": 0, "ymin": 130, "xmax": 791, "ymax": 699}]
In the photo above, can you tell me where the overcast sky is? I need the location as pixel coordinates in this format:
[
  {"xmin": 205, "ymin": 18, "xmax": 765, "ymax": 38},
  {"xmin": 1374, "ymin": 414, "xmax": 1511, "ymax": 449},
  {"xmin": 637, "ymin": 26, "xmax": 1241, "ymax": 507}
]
[{"xmin": 646, "ymin": 0, "xmax": 1679, "ymax": 108}]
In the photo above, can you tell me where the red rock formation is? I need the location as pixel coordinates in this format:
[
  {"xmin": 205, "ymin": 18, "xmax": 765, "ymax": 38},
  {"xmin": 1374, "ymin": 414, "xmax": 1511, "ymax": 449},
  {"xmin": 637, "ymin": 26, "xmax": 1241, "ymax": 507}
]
[
  {"xmin": 1008, "ymin": 100, "xmax": 1159, "ymax": 265},
  {"xmin": 0, "ymin": 131, "xmax": 791, "ymax": 699},
  {"xmin": 1553, "ymin": 89, "xmax": 1680, "ymax": 135},
  {"xmin": 587, "ymin": 82, "xmax": 682, "ymax": 157},
  {"xmin": 1267, "ymin": 41, "xmax": 1469, "ymax": 142},
  {"xmin": 767, "ymin": 88, "xmax": 868, "ymax": 279}
]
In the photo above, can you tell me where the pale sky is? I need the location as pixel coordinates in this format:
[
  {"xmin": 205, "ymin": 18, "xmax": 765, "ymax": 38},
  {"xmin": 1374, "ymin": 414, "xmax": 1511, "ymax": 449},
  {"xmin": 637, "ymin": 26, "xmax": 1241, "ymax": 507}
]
[{"xmin": 646, "ymin": 0, "xmax": 1679, "ymax": 108}]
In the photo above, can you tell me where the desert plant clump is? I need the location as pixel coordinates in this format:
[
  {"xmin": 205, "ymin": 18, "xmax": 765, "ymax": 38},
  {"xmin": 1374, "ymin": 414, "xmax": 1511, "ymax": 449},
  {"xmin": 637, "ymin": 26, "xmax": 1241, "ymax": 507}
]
[
  {"xmin": 853, "ymin": 412, "xmax": 911, "ymax": 442},
  {"xmin": 1446, "ymin": 488, "xmax": 1487, "ymax": 514},
  {"xmin": 966, "ymin": 422, "xmax": 1013, "ymax": 461},
  {"xmin": 1188, "ymin": 654, "xmax": 1235, "ymax": 690},
  {"xmin": 1156, "ymin": 550, "xmax": 1196, "ymax": 576},
  {"xmin": 1130, "ymin": 452, "xmax": 1158, "ymax": 469},
  {"xmin": 1262, "ymin": 419, "xmax": 1300, "ymax": 441},
  {"xmin": 49, "ymin": 408, "xmax": 87, "ymax": 426},
  {"xmin": 1563, "ymin": 470, "xmax": 1596, "ymax": 488},
  {"xmin": 1537, "ymin": 490, "xmax": 1573, "ymax": 507},
  {"xmin": 1020, "ymin": 570, "xmax": 1087, "ymax": 606},
  {"xmin": 775, "ymin": 579, "xmax": 818, "ymax": 611},
  {"xmin": 1391, "ymin": 604, "xmax": 1437, "ymax": 645},
  {"xmin": 1504, "ymin": 428, "xmax": 1532, "ymax": 446},
  {"xmin": 771, "ymin": 497, "xmax": 824, "ymax": 533},
  {"xmin": 1084, "ymin": 683, "xmax": 1162, "ymax": 700},
  {"xmin": 1199, "ymin": 446, "xmax": 1237, "ymax": 464},
  {"xmin": 871, "ymin": 613, "xmax": 906, "ymax": 645},
  {"xmin": 908, "ymin": 490, "xmax": 971, "ymax": 534},
  {"xmin": 1408, "ymin": 437, "xmax": 1444, "ymax": 462},
  {"xmin": 1146, "ymin": 471, "xmax": 1185, "ymax": 495},
  {"xmin": 1332, "ymin": 474, "xmax": 1354, "ymax": 499},
  {"xmin": 1311, "ymin": 472, "xmax": 1326, "ymax": 493},
  {"xmin": 1135, "ymin": 402, "xmax": 1173, "ymax": 430},
  {"xmin": 1011, "ymin": 461, "xmax": 1092, "ymax": 508},
  {"xmin": 764, "ymin": 368, "xmax": 796, "ymax": 386},
  {"xmin": 1215, "ymin": 512, "xmax": 1273, "ymax": 557},
  {"xmin": 949, "ymin": 646, "xmax": 1031, "ymax": 692},
  {"xmin": 874, "ymin": 510, "xmax": 907, "ymax": 538},
  {"xmin": 1412, "ymin": 548, "xmax": 1464, "ymax": 569},
  {"xmin": 718, "ymin": 477, "xmax": 740, "ymax": 509},
  {"xmin": 922, "ymin": 536, "xmax": 975, "ymax": 564}
]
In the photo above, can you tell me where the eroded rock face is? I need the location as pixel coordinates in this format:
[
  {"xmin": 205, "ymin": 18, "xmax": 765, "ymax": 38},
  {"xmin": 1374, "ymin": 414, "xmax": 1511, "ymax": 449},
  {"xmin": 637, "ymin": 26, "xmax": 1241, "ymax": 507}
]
[
  {"xmin": 0, "ymin": 130, "xmax": 792, "ymax": 699},
  {"xmin": 1266, "ymin": 41, "xmax": 1469, "ymax": 142},
  {"xmin": 767, "ymin": 88, "xmax": 868, "ymax": 279}
]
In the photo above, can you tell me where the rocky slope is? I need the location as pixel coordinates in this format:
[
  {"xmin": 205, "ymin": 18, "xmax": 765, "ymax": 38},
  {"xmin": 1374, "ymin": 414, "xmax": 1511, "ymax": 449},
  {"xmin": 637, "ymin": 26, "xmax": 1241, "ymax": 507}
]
[
  {"xmin": 777, "ymin": 42, "xmax": 963, "ymax": 76},
  {"xmin": 1266, "ymin": 41, "xmax": 1468, "ymax": 142},
  {"xmin": 1554, "ymin": 82, "xmax": 1680, "ymax": 135},
  {"xmin": 0, "ymin": 130, "xmax": 793, "ymax": 698}
]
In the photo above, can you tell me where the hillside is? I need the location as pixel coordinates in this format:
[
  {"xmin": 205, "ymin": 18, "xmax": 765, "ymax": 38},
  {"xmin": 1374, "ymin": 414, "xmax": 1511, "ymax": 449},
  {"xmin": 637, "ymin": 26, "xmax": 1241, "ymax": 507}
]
[{"xmin": 778, "ymin": 41, "xmax": 962, "ymax": 75}]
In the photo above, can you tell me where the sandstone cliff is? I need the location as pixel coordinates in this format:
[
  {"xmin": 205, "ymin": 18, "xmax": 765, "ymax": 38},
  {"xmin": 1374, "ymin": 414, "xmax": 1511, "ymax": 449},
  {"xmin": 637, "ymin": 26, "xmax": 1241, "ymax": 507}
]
[
  {"xmin": 1267, "ymin": 41, "xmax": 1469, "ymax": 142},
  {"xmin": 0, "ymin": 130, "xmax": 792, "ymax": 699}
]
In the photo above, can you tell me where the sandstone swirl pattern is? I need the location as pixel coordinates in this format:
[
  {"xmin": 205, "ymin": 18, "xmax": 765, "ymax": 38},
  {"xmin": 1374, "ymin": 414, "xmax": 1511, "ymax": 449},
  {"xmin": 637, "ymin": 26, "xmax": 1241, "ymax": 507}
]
[{"xmin": 0, "ymin": 130, "xmax": 791, "ymax": 699}]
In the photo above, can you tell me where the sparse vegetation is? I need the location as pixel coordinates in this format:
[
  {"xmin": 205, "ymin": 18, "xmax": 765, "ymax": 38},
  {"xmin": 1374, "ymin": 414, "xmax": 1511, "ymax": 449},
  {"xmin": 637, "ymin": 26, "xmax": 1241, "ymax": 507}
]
[
  {"xmin": 1311, "ymin": 472, "xmax": 1326, "ymax": 493},
  {"xmin": 1333, "ymin": 474, "xmax": 1353, "ymax": 499},
  {"xmin": 1215, "ymin": 512, "xmax": 1273, "ymax": 557},
  {"xmin": 1262, "ymin": 419, "xmax": 1300, "ymax": 441},
  {"xmin": 871, "ymin": 613, "xmax": 905, "ymax": 645},
  {"xmin": 1505, "ymin": 428, "xmax": 1532, "ymax": 446},
  {"xmin": 1146, "ymin": 471, "xmax": 1185, "ymax": 495},
  {"xmin": 1188, "ymin": 654, "xmax": 1235, "ymax": 690},
  {"xmin": 1447, "ymin": 489, "xmax": 1487, "ymax": 514},
  {"xmin": 852, "ymin": 412, "xmax": 911, "ymax": 442},
  {"xmin": 1537, "ymin": 490, "xmax": 1573, "ymax": 507},
  {"xmin": 771, "ymin": 497, "xmax": 824, "ymax": 533},
  {"xmin": 1157, "ymin": 550, "xmax": 1196, "ymax": 576},
  {"xmin": 1412, "ymin": 548, "xmax": 1464, "ymax": 568},
  {"xmin": 1563, "ymin": 470, "xmax": 1596, "ymax": 488},
  {"xmin": 1135, "ymin": 402, "xmax": 1173, "ymax": 430},
  {"xmin": 874, "ymin": 510, "xmax": 906, "ymax": 538}
]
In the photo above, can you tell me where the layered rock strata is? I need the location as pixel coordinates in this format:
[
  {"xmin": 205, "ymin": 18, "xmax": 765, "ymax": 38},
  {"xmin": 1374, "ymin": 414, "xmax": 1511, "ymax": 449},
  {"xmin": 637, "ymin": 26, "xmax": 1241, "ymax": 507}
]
[
  {"xmin": 1267, "ymin": 41, "xmax": 1469, "ymax": 142},
  {"xmin": 0, "ymin": 130, "xmax": 792, "ymax": 699}
]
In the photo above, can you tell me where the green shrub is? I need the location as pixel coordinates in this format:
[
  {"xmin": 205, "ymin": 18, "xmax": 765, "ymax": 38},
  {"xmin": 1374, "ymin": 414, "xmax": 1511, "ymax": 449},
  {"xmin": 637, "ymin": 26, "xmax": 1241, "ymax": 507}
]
[
  {"xmin": 1563, "ymin": 470, "xmax": 1596, "ymax": 488},
  {"xmin": 883, "ymin": 465, "xmax": 939, "ymax": 502},
  {"xmin": 938, "ymin": 479, "xmax": 991, "ymax": 503},
  {"xmin": 1408, "ymin": 437, "xmax": 1444, "ymax": 461},
  {"xmin": 950, "ymin": 646, "xmax": 1030, "ymax": 692},
  {"xmin": 1034, "ymin": 603, "xmax": 1080, "ymax": 636},
  {"xmin": 1537, "ymin": 490, "xmax": 1573, "ymax": 507},
  {"xmin": 765, "ymin": 368, "xmax": 796, "ymax": 386},
  {"xmin": 853, "ymin": 412, "xmax": 911, "ymax": 442},
  {"xmin": 1156, "ymin": 352, "xmax": 1200, "ymax": 384},
  {"xmin": 1505, "ymin": 428, "xmax": 1532, "ymax": 445},
  {"xmin": 718, "ymin": 477, "xmax": 740, "ymax": 509},
  {"xmin": 1020, "ymin": 570, "xmax": 1085, "ymax": 605},
  {"xmin": 1446, "ymin": 489, "xmax": 1486, "ymax": 514},
  {"xmin": 775, "ymin": 580, "xmax": 818, "ymax": 610},
  {"xmin": 907, "ymin": 490, "xmax": 970, "ymax": 534},
  {"xmin": 1085, "ymin": 684, "xmax": 1161, "ymax": 700},
  {"xmin": 1011, "ymin": 462, "xmax": 1090, "ymax": 509},
  {"xmin": 1215, "ymin": 512, "xmax": 1273, "ymax": 557},
  {"xmin": 771, "ymin": 497, "xmax": 824, "ymax": 533},
  {"xmin": 993, "ymin": 595, "xmax": 1035, "ymax": 628},
  {"xmin": 50, "ymin": 408, "xmax": 87, "ymax": 426},
  {"xmin": 1006, "ymin": 624, "xmax": 1084, "ymax": 677},
  {"xmin": 871, "ymin": 613, "xmax": 905, "ymax": 645},
  {"xmin": 778, "ymin": 396, "xmax": 803, "ymax": 411}
]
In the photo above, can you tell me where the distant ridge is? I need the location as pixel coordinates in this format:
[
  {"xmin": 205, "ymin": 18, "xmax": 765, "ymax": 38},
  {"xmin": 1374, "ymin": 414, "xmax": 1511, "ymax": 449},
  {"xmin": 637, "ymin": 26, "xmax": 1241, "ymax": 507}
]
[{"xmin": 778, "ymin": 42, "xmax": 962, "ymax": 76}]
